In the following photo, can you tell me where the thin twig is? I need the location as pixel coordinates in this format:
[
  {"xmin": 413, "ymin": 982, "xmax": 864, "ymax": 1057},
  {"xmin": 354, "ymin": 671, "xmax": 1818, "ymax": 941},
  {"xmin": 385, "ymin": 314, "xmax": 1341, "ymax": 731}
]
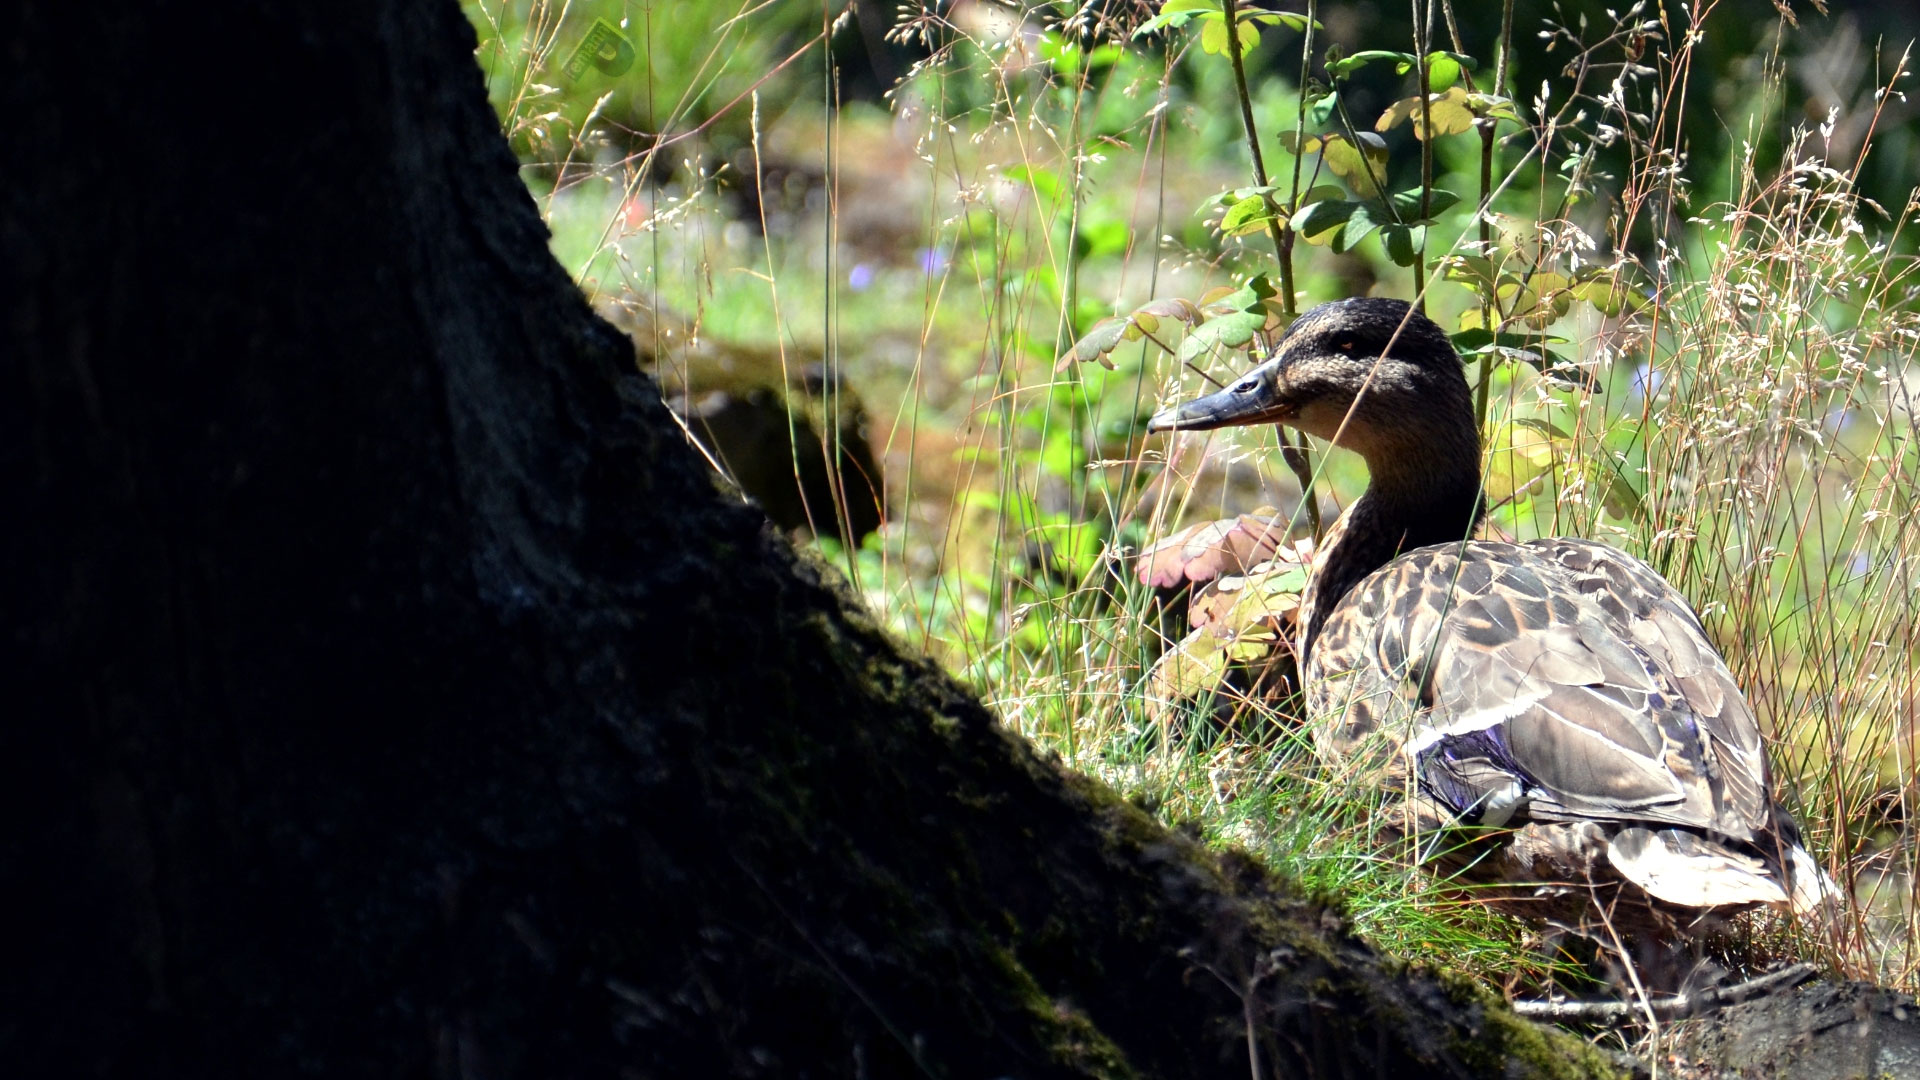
[
  {"xmin": 1511, "ymin": 963, "xmax": 1819, "ymax": 1023},
  {"xmin": 1126, "ymin": 324, "xmax": 1230, "ymax": 389},
  {"xmin": 1183, "ymin": 360, "xmax": 1229, "ymax": 390}
]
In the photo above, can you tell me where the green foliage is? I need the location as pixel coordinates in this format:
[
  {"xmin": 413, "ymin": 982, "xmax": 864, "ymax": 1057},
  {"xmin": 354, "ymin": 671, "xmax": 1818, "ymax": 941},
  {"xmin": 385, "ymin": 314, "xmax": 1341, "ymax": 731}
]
[
  {"xmin": 1177, "ymin": 275, "xmax": 1281, "ymax": 361},
  {"xmin": 464, "ymin": 0, "xmax": 818, "ymax": 163},
  {"xmin": 1133, "ymin": 0, "xmax": 1319, "ymax": 52}
]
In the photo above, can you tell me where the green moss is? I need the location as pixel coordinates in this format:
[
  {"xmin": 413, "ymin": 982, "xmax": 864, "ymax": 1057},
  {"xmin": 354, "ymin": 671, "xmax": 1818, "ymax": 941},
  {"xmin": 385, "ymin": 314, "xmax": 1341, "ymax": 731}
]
[
  {"xmin": 1432, "ymin": 969, "xmax": 1626, "ymax": 1080},
  {"xmin": 984, "ymin": 944, "xmax": 1139, "ymax": 1079}
]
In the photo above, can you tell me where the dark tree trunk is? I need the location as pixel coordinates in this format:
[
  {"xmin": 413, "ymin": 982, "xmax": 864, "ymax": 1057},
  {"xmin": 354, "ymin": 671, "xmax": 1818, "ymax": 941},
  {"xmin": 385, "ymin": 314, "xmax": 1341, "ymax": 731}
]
[{"xmin": 3, "ymin": 3, "xmax": 1626, "ymax": 1077}]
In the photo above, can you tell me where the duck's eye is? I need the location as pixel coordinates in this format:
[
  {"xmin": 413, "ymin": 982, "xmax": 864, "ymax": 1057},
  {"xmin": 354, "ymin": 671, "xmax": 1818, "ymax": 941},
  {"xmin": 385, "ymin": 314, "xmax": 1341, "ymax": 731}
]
[
  {"xmin": 1334, "ymin": 337, "xmax": 1356, "ymax": 352},
  {"xmin": 1234, "ymin": 379, "xmax": 1258, "ymax": 393}
]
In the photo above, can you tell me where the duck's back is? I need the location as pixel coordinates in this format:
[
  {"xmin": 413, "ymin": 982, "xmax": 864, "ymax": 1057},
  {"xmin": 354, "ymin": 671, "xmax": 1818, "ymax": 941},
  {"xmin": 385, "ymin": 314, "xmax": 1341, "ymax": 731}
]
[{"xmin": 1306, "ymin": 537, "xmax": 1824, "ymax": 914}]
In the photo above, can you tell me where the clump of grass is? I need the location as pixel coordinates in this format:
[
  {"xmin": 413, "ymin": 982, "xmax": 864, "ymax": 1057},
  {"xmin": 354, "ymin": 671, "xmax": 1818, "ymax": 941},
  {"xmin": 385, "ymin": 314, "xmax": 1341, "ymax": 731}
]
[{"xmin": 1617, "ymin": 99, "xmax": 1920, "ymax": 989}]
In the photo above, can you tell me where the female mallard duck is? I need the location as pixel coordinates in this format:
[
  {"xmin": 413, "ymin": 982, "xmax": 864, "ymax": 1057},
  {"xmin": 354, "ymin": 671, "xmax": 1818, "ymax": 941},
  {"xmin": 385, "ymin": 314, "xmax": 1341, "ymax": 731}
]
[{"xmin": 1147, "ymin": 297, "xmax": 1836, "ymax": 938}]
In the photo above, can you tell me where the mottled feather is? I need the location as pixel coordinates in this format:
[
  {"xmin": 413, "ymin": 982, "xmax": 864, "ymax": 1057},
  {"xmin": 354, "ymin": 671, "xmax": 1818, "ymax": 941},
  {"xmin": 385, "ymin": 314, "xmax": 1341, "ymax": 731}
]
[{"xmin": 1308, "ymin": 527, "xmax": 1823, "ymax": 921}]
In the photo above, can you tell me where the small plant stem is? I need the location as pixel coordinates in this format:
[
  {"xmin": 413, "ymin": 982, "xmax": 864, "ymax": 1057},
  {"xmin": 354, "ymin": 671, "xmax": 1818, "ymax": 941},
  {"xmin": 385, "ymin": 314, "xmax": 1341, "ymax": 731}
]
[
  {"xmin": 1490, "ymin": 0, "xmax": 1515, "ymax": 145},
  {"xmin": 1135, "ymin": 328, "xmax": 1233, "ymax": 389},
  {"xmin": 1471, "ymin": 126, "xmax": 1494, "ymax": 427},
  {"xmin": 1285, "ymin": 0, "xmax": 1318, "ymax": 320},
  {"xmin": 1053, "ymin": 56, "xmax": 1102, "ymax": 756},
  {"xmin": 1286, "ymin": 0, "xmax": 1322, "ymax": 538},
  {"xmin": 1472, "ymin": 0, "xmax": 1516, "ymax": 429},
  {"xmin": 1412, "ymin": 0, "xmax": 1433, "ymax": 309},
  {"xmin": 1279, "ymin": 429, "xmax": 1321, "ymax": 538},
  {"xmin": 1221, "ymin": 0, "xmax": 1289, "ymax": 278},
  {"xmin": 1223, "ymin": 0, "xmax": 1322, "ymax": 538},
  {"xmin": 1438, "ymin": 0, "xmax": 1464, "ymax": 54}
]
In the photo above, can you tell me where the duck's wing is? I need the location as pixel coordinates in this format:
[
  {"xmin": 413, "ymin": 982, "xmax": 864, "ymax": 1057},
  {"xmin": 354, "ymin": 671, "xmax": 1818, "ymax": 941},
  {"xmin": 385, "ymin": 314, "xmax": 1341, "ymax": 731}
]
[{"xmin": 1311, "ymin": 538, "xmax": 1771, "ymax": 843}]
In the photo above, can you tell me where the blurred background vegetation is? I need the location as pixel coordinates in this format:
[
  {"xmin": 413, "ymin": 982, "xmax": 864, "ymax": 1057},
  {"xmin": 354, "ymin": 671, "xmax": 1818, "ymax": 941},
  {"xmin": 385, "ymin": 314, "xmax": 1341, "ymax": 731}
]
[{"xmin": 464, "ymin": 0, "xmax": 1920, "ymax": 1004}]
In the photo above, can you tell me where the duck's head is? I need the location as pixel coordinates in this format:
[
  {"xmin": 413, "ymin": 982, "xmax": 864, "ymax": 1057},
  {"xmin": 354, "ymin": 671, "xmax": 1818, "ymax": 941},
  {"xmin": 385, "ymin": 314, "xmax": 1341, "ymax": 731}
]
[{"xmin": 1146, "ymin": 298, "xmax": 1470, "ymax": 457}]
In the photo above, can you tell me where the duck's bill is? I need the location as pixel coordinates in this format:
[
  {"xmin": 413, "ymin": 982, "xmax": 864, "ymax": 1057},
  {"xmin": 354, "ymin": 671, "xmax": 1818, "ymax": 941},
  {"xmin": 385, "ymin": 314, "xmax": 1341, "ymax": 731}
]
[{"xmin": 1146, "ymin": 383, "xmax": 1291, "ymax": 433}]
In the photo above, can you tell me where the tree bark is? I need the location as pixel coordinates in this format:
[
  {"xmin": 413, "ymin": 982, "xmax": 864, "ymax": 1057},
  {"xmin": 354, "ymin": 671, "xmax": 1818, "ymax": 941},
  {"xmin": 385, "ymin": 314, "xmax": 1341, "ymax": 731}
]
[
  {"xmin": 1668, "ymin": 979, "xmax": 1920, "ymax": 1079},
  {"xmin": 2, "ymin": 3, "xmax": 1626, "ymax": 1076}
]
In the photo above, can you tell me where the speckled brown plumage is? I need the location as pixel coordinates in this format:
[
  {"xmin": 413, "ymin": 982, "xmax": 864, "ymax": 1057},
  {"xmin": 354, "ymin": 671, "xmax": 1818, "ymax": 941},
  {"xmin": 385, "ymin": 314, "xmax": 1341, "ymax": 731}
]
[{"xmin": 1148, "ymin": 297, "xmax": 1837, "ymax": 942}]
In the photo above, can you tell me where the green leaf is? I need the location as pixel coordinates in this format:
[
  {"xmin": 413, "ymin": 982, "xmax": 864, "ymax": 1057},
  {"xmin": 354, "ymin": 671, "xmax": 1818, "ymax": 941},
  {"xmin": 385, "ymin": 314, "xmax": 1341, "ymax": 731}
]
[
  {"xmin": 1440, "ymin": 255, "xmax": 1499, "ymax": 295},
  {"xmin": 1219, "ymin": 184, "xmax": 1280, "ymax": 202},
  {"xmin": 1535, "ymin": 349, "xmax": 1599, "ymax": 390},
  {"xmin": 1484, "ymin": 420, "xmax": 1559, "ymax": 504},
  {"xmin": 1497, "ymin": 272, "xmax": 1575, "ymax": 328},
  {"xmin": 1178, "ymin": 310, "xmax": 1265, "ymax": 362},
  {"xmin": 1133, "ymin": 0, "xmax": 1217, "ymax": 37},
  {"xmin": 1295, "ymin": 183, "xmax": 1346, "ymax": 209},
  {"xmin": 1453, "ymin": 334, "xmax": 1597, "ymax": 391},
  {"xmin": 1256, "ymin": 565, "xmax": 1309, "ymax": 593},
  {"xmin": 1038, "ymin": 33, "xmax": 1078, "ymax": 72},
  {"xmin": 1376, "ymin": 96, "xmax": 1418, "ymax": 132},
  {"xmin": 1513, "ymin": 416, "xmax": 1573, "ymax": 440},
  {"xmin": 1331, "ymin": 203, "xmax": 1380, "ymax": 252},
  {"xmin": 1146, "ymin": 625, "xmax": 1232, "ymax": 706},
  {"xmin": 1200, "ymin": 273, "xmax": 1277, "ymax": 314},
  {"xmin": 1376, "ymin": 86, "xmax": 1477, "ymax": 140},
  {"xmin": 1467, "ymin": 92, "xmax": 1523, "ymax": 122},
  {"xmin": 1571, "ymin": 270, "xmax": 1646, "ymax": 316},
  {"xmin": 1386, "ymin": 186, "xmax": 1461, "ymax": 220},
  {"xmin": 1197, "ymin": 11, "xmax": 1260, "ymax": 55},
  {"xmin": 1450, "ymin": 328, "xmax": 1567, "ymax": 351},
  {"xmin": 1380, "ymin": 222, "xmax": 1424, "ymax": 266},
  {"xmin": 1593, "ymin": 460, "xmax": 1646, "ymax": 521},
  {"xmin": 1290, "ymin": 198, "xmax": 1358, "ymax": 244},
  {"xmin": 1276, "ymin": 129, "xmax": 1321, "ymax": 156},
  {"xmin": 1304, "ymin": 91, "xmax": 1338, "ymax": 126},
  {"xmin": 1136, "ymin": 297, "xmax": 1206, "ymax": 325},
  {"xmin": 1423, "ymin": 86, "xmax": 1478, "ymax": 137},
  {"xmin": 1068, "ymin": 316, "xmax": 1130, "ymax": 368},
  {"xmin": 1220, "ymin": 193, "xmax": 1280, "ymax": 236},
  {"xmin": 1057, "ymin": 298, "xmax": 1206, "ymax": 371},
  {"xmin": 1236, "ymin": 15, "xmax": 1260, "ymax": 52},
  {"xmin": 1327, "ymin": 49, "xmax": 1414, "ymax": 80},
  {"xmin": 1315, "ymin": 132, "xmax": 1388, "ymax": 198},
  {"xmin": 1426, "ymin": 53, "xmax": 1462, "ymax": 91},
  {"xmin": 1178, "ymin": 277, "xmax": 1274, "ymax": 361}
]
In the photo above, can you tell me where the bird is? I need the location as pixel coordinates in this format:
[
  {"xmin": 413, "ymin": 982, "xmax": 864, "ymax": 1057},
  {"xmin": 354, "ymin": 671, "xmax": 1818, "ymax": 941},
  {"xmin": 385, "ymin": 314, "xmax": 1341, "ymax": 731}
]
[{"xmin": 1145, "ymin": 297, "xmax": 1837, "ymax": 960}]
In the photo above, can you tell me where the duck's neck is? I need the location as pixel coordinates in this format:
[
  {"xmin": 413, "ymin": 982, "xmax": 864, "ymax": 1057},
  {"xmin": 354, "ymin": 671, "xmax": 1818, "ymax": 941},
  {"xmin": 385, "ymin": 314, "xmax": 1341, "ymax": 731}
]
[{"xmin": 1298, "ymin": 424, "xmax": 1484, "ymax": 661}]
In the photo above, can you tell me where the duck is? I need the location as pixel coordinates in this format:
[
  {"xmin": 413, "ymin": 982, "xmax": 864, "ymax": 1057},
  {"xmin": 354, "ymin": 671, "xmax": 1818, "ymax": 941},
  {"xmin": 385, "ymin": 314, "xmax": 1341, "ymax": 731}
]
[{"xmin": 1146, "ymin": 297, "xmax": 1838, "ymax": 947}]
